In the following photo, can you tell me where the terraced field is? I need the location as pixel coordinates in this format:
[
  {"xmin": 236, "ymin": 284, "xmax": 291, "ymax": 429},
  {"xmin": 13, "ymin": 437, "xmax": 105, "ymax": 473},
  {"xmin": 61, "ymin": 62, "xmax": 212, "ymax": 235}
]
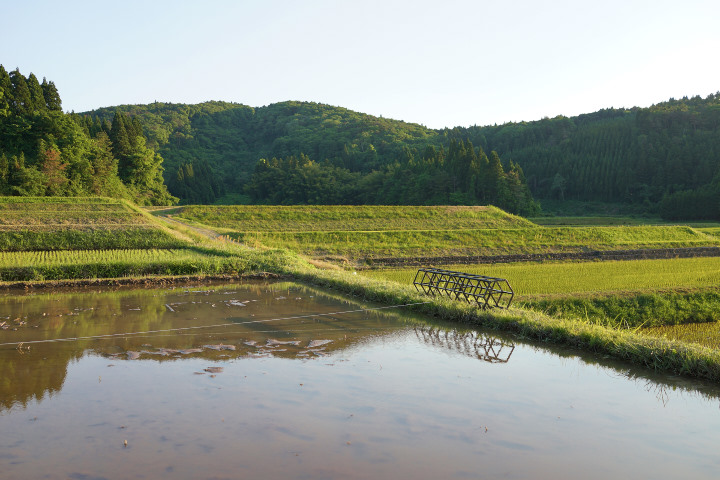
[
  {"xmin": 3, "ymin": 199, "xmax": 720, "ymax": 379},
  {"xmin": 0, "ymin": 197, "xmax": 262, "ymax": 281},
  {"xmin": 171, "ymin": 204, "xmax": 720, "ymax": 352},
  {"xmin": 175, "ymin": 205, "xmax": 535, "ymax": 232},
  {"xmin": 174, "ymin": 205, "xmax": 720, "ymax": 263}
]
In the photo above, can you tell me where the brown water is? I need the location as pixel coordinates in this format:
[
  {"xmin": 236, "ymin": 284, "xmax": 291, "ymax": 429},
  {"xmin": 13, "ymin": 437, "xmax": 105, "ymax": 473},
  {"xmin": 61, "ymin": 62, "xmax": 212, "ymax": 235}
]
[{"xmin": 1, "ymin": 281, "xmax": 720, "ymax": 480}]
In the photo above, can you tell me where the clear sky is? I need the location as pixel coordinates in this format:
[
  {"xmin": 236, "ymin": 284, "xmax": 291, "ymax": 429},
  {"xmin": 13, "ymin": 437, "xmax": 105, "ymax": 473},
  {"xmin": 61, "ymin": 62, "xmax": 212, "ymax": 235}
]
[{"xmin": 3, "ymin": 0, "xmax": 719, "ymax": 129}]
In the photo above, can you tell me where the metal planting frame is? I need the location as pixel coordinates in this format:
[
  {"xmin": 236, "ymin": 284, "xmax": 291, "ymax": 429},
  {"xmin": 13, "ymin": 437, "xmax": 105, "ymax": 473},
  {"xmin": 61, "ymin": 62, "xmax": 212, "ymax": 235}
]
[{"xmin": 413, "ymin": 267, "xmax": 514, "ymax": 310}]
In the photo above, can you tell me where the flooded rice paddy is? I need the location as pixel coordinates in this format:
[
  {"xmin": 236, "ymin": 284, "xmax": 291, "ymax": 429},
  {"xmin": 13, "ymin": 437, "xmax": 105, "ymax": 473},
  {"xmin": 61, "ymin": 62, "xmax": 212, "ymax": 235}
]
[{"xmin": 1, "ymin": 281, "xmax": 720, "ymax": 479}]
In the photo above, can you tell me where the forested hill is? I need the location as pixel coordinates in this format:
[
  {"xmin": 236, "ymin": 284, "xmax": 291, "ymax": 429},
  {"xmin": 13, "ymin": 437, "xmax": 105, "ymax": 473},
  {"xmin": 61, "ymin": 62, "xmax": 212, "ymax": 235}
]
[
  {"xmin": 85, "ymin": 101, "xmax": 538, "ymax": 214},
  {"xmin": 85, "ymin": 101, "xmax": 438, "ymax": 195},
  {"xmin": 456, "ymin": 93, "xmax": 720, "ymax": 219},
  {"xmin": 84, "ymin": 93, "xmax": 720, "ymax": 219}
]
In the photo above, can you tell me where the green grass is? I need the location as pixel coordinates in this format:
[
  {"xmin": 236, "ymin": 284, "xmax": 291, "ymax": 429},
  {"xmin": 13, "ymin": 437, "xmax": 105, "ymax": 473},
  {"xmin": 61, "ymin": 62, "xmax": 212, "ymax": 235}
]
[
  {"xmin": 529, "ymin": 216, "xmax": 655, "ymax": 226},
  {"xmin": 0, "ymin": 248, "xmax": 211, "ymax": 267},
  {"xmin": 0, "ymin": 248, "xmax": 258, "ymax": 281},
  {"xmin": 363, "ymin": 257, "xmax": 720, "ymax": 296},
  {"xmin": 230, "ymin": 225, "xmax": 716, "ymax": 260},
  {"xmin": 175, "ymin": 205, "xmax": 536, "ymax": 232},
  {"xmin": 0, "ymin": 227, "xmax": 187, "ymax": 251},
  {"xmin": 0, "ymin": 196, "xmax": 120, "ymax": 205},
  {"xmin": 643, "ymin": 322, "xmax": 720, "ymax": 349},
  {"xmin": 0, "ymin": 211, "xmax": 150, "ymax": 226},
  {"xmin": 363, "ymin": 257, "xmax": 720, "ymax": 336},
  {"xmin": 0, "ymin": 197, "xmax": 186, "ymax": 251}
]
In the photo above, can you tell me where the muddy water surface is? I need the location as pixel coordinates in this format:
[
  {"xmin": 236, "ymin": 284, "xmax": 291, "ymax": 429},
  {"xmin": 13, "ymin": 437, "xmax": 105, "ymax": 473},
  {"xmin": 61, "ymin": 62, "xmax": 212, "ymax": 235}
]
[{"xmin": 1, "ymin": 281, "xmax": 720, "ymax": 479}]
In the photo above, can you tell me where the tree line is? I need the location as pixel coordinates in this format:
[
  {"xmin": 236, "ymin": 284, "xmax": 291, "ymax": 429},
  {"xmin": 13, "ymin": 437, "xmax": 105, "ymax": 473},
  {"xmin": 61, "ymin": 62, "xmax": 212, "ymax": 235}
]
[
  {"xmin": 85, "ymin": 96, "xmax": 720, "ymax": 220},
  {"xmin": 0, "ymin": 65, "xmax": 175, "ymax": 204},
  {"xmin": 245, "ymin": 140, "xmax": 539, "ymax": 215},
  {"xmin": 452, "ymin": 93, "xmax": 720, "ymax": 219}
]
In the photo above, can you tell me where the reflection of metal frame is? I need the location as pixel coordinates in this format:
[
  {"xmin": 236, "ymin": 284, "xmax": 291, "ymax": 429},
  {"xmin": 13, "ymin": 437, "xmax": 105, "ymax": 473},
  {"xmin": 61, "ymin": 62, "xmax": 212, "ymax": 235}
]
[
  {"xmin": 414, "ymin": 325, "xmax": 515, "ymax": 363},
  {"xmin": 413, "ymin": 268, "xmax": 514, "ymax": 309}
]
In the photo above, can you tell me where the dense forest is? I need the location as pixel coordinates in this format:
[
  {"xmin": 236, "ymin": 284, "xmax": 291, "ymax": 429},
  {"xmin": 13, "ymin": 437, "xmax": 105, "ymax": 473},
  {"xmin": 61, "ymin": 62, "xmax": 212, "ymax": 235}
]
[
  {"xmin": 454, "ymin": 95, "xmax": 720, "ymax": 220},
  {"xmin": 4, "ymin": 64, "xmax": 719, "ymax": 219},
  {"xmin": 85, "ymin": 93, "xmax": 720, "ymax": 219},
  {"xmin": 0, "ymin": 66, "xmax": 175, "ymax": 205},
  {"xmin": 85, "ymin": 101, "xmax": 538, "ymax": 214}
]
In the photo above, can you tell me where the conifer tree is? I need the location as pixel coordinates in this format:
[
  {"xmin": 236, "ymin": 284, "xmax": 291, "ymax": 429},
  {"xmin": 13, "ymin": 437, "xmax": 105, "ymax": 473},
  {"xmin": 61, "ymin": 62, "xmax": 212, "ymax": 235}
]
[
  {"xmin": 9, "ymin": 68, "xmax": 32, "ymax": 115},
  {"xmin": 41, "ymin": 78, "xmax": 62, "ymax": 111},
  {"xmin": 26, "ymin": 73, "xmax": 46, "ymax": 113},
  {"xmin": 487, "ymin": 150, "xmax": 506, "ymax": 202},
  {"xmin": 0, "ymin": 65, "xmax": 11, "ymax": 117},
  {"xmin": 110, "ymin": 111, "xmax": 132, "ymax": 161}
]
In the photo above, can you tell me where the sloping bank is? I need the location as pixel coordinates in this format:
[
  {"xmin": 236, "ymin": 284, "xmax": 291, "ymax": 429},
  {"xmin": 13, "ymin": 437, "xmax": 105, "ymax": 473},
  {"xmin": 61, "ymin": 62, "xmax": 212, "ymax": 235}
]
[{"xmin": 281, "ymin": 259, "xmax": 720, "ymax": 383}]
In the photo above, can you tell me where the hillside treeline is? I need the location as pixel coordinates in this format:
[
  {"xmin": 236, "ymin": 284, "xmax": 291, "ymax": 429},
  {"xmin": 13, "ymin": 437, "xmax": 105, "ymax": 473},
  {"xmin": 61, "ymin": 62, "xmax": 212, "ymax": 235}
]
[
  {"xmin": 245, "ymin": 141, "xmax": 538, "ymax": 215},
  {"xmin": 0, "ymin": 66, "xmax": 175, "ymax": 205},
  {"xmin": 85, "ymin": 94, "xmax": 720, "ymax": 219},
  {"xmin": 454, "ymin": 94, "xmax": 720, "ymax": 219},
  {"xmin": 85, "ymin": 101, "xmax": 537, "ymax": 213}
]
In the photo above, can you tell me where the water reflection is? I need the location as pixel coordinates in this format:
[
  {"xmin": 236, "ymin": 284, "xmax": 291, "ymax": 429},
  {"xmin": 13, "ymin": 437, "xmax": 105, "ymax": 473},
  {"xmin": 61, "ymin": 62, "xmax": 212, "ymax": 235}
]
[
  {"xmin": 3, "ymin": 282, "xmax": 720, "ymax": 479},
  {"xmin": 0, "ymin": 281, "xmax": 411, "ymax": 412},
  {"xmin": 414, "ymin": 325, "xmax": 515, "ymax": 363}
]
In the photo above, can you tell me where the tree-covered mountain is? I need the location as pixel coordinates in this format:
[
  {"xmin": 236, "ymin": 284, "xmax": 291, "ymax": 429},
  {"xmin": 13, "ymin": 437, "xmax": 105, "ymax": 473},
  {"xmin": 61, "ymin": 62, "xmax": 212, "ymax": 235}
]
[
  {"xmin": 0, "ymin": 66, "xmax": 175, "ymax": 205},
  {"xmin": 83, "ymin": 101, "xmax": 538, "ymax": 214},
  {"xmin": 452, "ymin": 94, "xmax": 720, "ymax": 219},
  {"xmin": 83, "ymin": 93, "xmax": 720, "ymax": 219}
]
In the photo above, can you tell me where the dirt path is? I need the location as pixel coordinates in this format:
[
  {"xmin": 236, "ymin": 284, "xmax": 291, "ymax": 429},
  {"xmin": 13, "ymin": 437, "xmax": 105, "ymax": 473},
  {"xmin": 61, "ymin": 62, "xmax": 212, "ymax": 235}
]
[
  {"xmin": 148, "ymin": 207, "xmax": 248, "ymax": 248},
  {"xmin": 148, "ymin": 207, "xmax": 225, "ymax": 240}
]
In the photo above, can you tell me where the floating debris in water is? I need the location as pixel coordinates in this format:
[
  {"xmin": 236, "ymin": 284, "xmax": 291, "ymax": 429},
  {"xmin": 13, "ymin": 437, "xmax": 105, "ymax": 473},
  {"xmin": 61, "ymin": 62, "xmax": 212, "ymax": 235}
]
[
  {"xmin": 204, "ymin": 367, "xmax": 224, "ymax": 374},
  {"xmin": 267, "ymin": 339, "xmax": 301, "ymax": 346},
  {"xmin": 178, "ymin": 348, "xmax": 203, "ymax": 355},
  {"xmin": 204, "ymin": 344, "xmax": 236, "ymax": 351}
]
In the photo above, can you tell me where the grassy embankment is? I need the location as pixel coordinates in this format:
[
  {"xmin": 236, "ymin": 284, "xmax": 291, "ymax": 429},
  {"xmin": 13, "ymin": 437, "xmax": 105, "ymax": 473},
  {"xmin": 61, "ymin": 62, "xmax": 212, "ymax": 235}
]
[
  {"xmin": 0, "ymin": 197, "xmax": 293, "ymax": 281},
  {"xmin": 4, "ymin": 200, "xmax": 720, "ymax": 382},
  {"xmin": 174, "ymin": 205, "xmax": 719, "ymax": 262}
]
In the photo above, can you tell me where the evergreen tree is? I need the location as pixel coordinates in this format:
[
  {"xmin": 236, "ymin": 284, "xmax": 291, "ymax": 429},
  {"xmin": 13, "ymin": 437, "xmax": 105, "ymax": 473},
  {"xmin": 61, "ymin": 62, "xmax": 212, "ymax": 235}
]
[
  {"xmin": 9, "ymin": 69, "xmax": 32, "ymax": 116},
  {"xmin": 41, "ymin": 78, "xmax": 62, "ymax": 111},
  {"xmin": 26, "ymin": 73, "xmax": 46, "ymax": 113},
  {"xmin": 487, "ymin": 151, "xmax": 506, "ymax": 202},
  {"xmin": 0, "ymin": 65, "xmax": 11, "ymax": 117},
  {"xmin": 110, "ymin": 111, "xmax": 132, "ymax": 163}
]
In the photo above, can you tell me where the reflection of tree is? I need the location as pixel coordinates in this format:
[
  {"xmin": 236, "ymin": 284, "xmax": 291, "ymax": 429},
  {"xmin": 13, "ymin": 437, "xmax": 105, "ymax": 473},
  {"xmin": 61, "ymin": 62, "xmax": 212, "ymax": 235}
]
[
  {"xmin": 414, "ymin": 325, "xmax": 515, "ymax": 363},
  {"xmin": 0, "ymin": 286, "xmax": 182, "ymax": 413},
  {"xmin": 0, "ymin": 281, "xmax": 404, "ymax": 412},
  {"xmin": 0, "ymin": 344, "xmax": 69, "ymax": 412}
]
